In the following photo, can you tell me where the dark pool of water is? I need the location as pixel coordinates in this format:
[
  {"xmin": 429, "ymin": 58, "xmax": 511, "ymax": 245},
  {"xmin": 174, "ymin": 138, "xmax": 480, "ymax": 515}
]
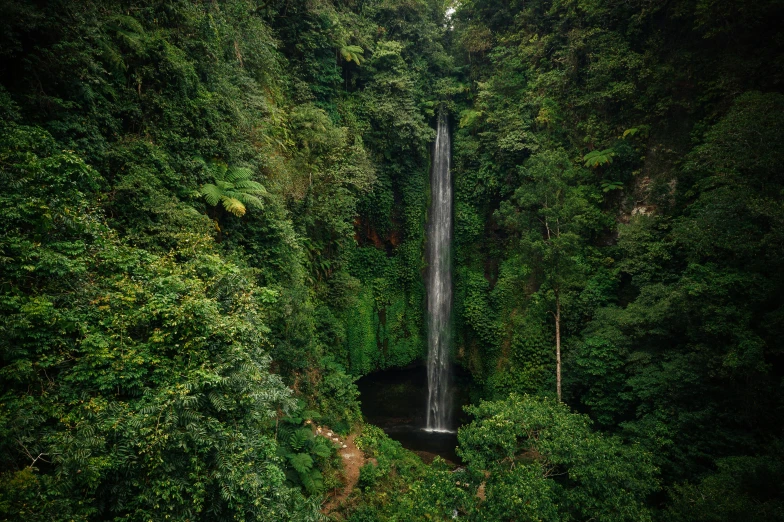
[{"xmin": 356, "ymin": 364, "xmax": 473, "ymax": 464}]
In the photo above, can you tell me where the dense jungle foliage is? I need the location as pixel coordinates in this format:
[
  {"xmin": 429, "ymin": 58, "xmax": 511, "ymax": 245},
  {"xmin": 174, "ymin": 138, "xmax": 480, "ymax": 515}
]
[{"xmin": 1, "ymin": 0, "xmax": 783, "ymax": 520}]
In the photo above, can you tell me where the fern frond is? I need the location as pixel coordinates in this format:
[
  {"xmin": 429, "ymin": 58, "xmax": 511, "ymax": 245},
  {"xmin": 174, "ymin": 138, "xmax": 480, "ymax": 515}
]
[
  {"xmin": 222, "ymin": 197, "xmax": 246, "ymax": 217},
  {"xmin": 340, "ymin": 45, "xmax": 365, "ymax": 65},
  {"xmin": 200, "ymin": 184, "xmax": 222, "ymax": 206},
  {"xmin": 232, "ymin": 180, "xmax": 266, "ymax": 193},
  {"xmin": 212, "ymin": 161, "xmax": 229, "ymax": 178},
  {"xmin": 201, "ymin": 161, "xmax": 265, "ymax": 217},
  {"xmin": 288, "ymin": 452, "xmax": 313, "ymax": 473},
  {"xmin": 311, "ymin": 440, "xmax": 331, "ymax": 458},
  {"xmin": 289, "ymin": 429, "xmax": 310, "ymax": 451},
  {"xmin": 225, "ymin": 166, "xmax": 254, "ymax": 182},
  {"xmin": 231, "ymin": 193, "xmax": 263, "ymax": 210},
  {"xmin": 601, "ymin": 180, "xmax": 624, "ymax": 192},
  {"xmin": 583, "ymin": 148, "xmax": 616, "ymax": 168},
  {"xmin": 301, "ymin": 469, "xmax": 324, "ymax": 494}
]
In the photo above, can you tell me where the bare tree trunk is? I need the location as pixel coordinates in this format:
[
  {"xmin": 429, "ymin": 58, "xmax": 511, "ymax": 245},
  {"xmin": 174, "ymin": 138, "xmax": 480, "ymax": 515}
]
[{"xmin": 555, "ymin": 292, "xmax": 562, "ymax": 403}]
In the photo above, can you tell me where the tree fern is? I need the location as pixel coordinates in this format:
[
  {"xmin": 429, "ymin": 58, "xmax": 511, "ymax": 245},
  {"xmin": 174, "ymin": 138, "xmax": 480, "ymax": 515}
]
[
  {"xmin": 311, "ymin": 439, "xmax": 331, "ymax": 458},
  {"xmin": 288, "ymin": 452, "xmax": 314, "ymax": 474},
  {"xmin": 225, "ymin": 166, "xmax": 254, "ymax": 182},
  {"xmin": 198, "ymin": 160, "xmax": 266, "ymax": 217},
  {"xmin": 288, "ymin": 428, "xmax": 313, "ymax": 451},
  {"xmin": 300, "ymin": 469, "xmax": 325, "ymax": 495},
  {"xmin": 583, "ymin": 148, "xmax": 616, "ymax": 168},
  {"xmin": 222, "ymin": 196, "xmax": 247, "ymax": 216},
  {"xmin": 340, "ymin": 45, "xmax": 364, "ymax": 65},
  {"xmin": 600, "ymin": 180, "xmax": 624, "ymax": 192},
  {"xmin": 200, "ymin": 183, "xmax": 224, "ymax": 207},
  {"xmin": 622, "ymin": 125, "xmax": 649, "ymax": 139}
]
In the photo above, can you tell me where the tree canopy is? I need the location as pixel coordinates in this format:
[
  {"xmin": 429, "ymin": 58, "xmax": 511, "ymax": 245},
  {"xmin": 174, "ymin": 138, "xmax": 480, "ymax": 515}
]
[{"xmin": 1, "ymin": 0, "xmax": 783, "ymax": 519}]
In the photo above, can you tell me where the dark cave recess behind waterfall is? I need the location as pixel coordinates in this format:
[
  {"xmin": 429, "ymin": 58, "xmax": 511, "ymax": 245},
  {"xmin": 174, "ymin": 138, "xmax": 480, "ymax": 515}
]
[{"xmin": 356, "ymin": 364, "xmax": 474, "ymax": 463}]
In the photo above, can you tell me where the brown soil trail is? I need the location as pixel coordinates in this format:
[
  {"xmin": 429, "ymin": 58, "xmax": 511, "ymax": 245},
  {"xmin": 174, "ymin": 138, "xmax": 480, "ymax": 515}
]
[{"xmin": 322, "ymin": 431, "xmax": 365, "ymax": 515}]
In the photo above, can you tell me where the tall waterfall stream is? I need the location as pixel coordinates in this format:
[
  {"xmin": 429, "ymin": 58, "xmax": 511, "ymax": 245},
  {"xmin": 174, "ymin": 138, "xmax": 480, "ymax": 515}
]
[
  {"xmin": 425, "ymin": 113, "xmax": 453, "ymax": 432},
  {"xmin": 356, "ymin": 114, "xmax": 466, "ymax": 463}
]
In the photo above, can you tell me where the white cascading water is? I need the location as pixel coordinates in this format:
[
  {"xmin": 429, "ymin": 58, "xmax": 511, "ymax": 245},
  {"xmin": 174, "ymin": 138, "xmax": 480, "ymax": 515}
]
[{"xmin": 425, "ymin": 112, "xmax": 453, "ymax": 432}]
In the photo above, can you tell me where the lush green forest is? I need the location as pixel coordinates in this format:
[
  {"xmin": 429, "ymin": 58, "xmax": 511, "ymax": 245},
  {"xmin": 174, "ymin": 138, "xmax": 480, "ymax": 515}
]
[{"xmin": 1, "ymin": 0, "xmax": 783, "ymax": 520}]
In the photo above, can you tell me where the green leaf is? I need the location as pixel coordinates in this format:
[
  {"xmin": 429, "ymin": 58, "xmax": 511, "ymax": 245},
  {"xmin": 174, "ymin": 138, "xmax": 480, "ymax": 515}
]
[
  {"xmin": 200, "ymin": 184, "xmax": 222, "ymax": 206},
  {"xmin": 222, "ymin": 197, "xmax": 246, "ymax": 217},
  {"xmin": 289, "ymin": 428, "xmax": 313, "ymax": 451},
  {"xmin": 600, "ymin": 180, "xmax": 624, "ymax": 192},
  {"xmin": 288, "ymin": 452, "xmax": 313, "ymax": 474},
  {"xmin": 340, "ymin": 45, "xmax": 364, "ymax": 65},
  {"xmin": 301, "ymin": 469, "xmax": 324, "ymax": 494},
  {"xmin": 311, "ymin": 440, "xmax": 331, "ymax": 458},
  {"xmin": 583, "ymin": 148, "xmax": 616, "ymax": 168}
]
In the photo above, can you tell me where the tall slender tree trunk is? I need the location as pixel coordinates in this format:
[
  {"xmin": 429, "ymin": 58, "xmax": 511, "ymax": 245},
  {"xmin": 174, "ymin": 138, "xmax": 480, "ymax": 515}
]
[{"xmin": 555, "ymin": 292, "xmax": 562, "ymax": 403}]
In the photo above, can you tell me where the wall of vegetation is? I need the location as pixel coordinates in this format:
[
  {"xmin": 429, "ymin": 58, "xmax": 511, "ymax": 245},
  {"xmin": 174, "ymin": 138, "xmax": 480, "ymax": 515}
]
[
  {"xmin": 342, "ymin": 1, "xmax": 784, "ymax": 520},
  {"xmin": 0, "ymin": 0, "xmax": 451, "ymax": 518},
  {"xmin": 2, "ymin": 0, "xmax": 784, "ymax": 520},
  {"xmin": 438, "ymin": 0, "xmax": 784, "ymax": 518}
]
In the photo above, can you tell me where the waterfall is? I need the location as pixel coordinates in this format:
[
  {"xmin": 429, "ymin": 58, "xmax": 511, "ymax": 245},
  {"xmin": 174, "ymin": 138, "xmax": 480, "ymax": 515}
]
[{"xmin": 425, "ymin": 112, "xmax": 453, "ymax": 432}]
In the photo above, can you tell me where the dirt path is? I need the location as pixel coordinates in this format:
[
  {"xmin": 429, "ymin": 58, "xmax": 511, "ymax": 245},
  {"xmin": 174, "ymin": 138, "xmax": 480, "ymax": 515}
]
[{"xmin": 322, "ymin": 431, "xmax": 365, "ymax": 515}]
